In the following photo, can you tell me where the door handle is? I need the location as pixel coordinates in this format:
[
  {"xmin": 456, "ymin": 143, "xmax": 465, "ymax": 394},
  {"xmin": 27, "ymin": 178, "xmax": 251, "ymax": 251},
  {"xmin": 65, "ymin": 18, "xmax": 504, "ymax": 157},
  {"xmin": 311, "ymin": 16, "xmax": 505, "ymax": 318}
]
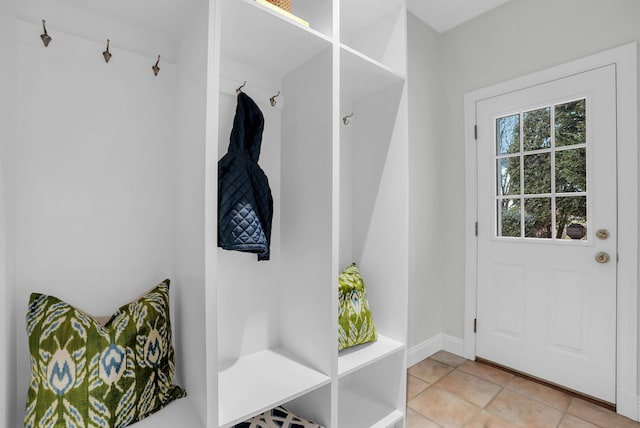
[{"xmin": 595, "ymin": 252, "xmax": 610, "ymax": 264}]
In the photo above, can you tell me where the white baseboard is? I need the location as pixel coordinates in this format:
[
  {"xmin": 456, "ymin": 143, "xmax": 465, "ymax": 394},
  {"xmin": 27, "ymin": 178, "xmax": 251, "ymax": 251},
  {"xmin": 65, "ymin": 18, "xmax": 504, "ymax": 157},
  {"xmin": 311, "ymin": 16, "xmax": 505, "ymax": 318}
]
[
  {"xmin": 407, "ymin": 334, "xmax": 443, "ymax": 367},
  {"xmin": 408, "ymin": 334, "xmax": 465, "ymax": 367},
  {"xmin": 442, "ymin": 334, "xmax": 464, "ymax": 356}
]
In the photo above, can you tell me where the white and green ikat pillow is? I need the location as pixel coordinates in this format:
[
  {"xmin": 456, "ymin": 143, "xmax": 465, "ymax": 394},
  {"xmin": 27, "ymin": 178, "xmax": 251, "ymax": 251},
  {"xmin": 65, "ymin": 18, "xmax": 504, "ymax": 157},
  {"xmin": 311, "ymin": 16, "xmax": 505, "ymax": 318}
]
[
  {"xmin": 338, "ymin": 263, "xmax": 377, "ymax": 351},
  {"xmin": 24, "ymin": 279, "xmax": 186, "ymax": 428}
]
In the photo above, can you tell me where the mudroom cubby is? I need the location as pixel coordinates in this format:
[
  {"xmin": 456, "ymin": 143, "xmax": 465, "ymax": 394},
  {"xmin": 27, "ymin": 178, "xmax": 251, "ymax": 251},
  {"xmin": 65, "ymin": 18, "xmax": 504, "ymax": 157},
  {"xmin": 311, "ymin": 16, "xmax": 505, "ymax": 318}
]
[
  {"xmin": 337, "ymin": 37, "xmax": 408, "ymax": 427},
  {"xmin": 216, "ymin": 9, "xmax": 334, "ymax": 426},
  {"xmin": 216, "ymin": 0, "xmax": 335, "ymax": 425},
  {"xmin": 340, "ymin": 0, "xmax": 406, "ymax": 75},
  {"xmin": 1, "ymin": 0, "xmax": 408, "ymax": 426},
  {"xmin": 6, "ymin": 0, "xmax": 212, "ymax": 426},
  {"xmin": 338, "ymin": 350, "xmax": 406, "ymax": 428}
]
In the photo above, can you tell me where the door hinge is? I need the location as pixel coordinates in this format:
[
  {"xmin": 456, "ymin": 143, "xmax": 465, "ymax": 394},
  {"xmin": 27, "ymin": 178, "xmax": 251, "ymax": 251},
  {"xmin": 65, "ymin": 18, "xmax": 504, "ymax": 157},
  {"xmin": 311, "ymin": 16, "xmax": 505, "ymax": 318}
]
[
  {"xmin": 474, "ymin": 125, "xmax": 478, "ymax": 140},
  {"xmin": 474, "ymin": 318, "xmax": 477, "ymax": 333},
  {"xmin": 475, "ymin": 221, "xmax": 478, "ymax": 236}
]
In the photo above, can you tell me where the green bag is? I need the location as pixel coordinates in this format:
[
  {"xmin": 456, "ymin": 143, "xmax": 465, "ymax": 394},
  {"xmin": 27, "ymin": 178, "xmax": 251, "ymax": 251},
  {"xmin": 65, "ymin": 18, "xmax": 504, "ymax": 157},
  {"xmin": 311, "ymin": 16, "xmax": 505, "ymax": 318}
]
[{"xmin": 338, "ymin": 263, "xmax": 377, "ymax": 351}]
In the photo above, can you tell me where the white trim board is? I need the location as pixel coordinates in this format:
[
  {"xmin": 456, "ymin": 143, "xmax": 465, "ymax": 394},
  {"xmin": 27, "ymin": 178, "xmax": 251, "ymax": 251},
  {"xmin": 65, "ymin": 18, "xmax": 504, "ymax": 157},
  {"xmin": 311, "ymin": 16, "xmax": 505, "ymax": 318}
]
[
  {"xmin": 463, "ymin": 42, "xmax": 638, "ymax": 420},
  {"xmin": 408, "ymin": 334, "xmax": 464, "ymax": 367}
]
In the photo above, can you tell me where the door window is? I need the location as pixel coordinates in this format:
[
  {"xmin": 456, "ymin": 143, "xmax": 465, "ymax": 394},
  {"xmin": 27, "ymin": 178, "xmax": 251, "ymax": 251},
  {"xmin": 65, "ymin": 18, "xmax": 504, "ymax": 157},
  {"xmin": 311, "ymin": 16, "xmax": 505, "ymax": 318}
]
[{"xmin": 496, "ymin": 99, "xmax": 588, "ymax": 240}]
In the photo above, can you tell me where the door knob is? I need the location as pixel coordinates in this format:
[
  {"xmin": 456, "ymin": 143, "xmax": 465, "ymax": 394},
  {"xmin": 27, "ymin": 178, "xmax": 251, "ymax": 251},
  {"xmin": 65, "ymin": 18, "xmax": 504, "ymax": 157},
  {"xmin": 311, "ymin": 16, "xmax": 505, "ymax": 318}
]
[{"xmin": 595, "ymin": 252, "xmax": 610, "ymax": 264}]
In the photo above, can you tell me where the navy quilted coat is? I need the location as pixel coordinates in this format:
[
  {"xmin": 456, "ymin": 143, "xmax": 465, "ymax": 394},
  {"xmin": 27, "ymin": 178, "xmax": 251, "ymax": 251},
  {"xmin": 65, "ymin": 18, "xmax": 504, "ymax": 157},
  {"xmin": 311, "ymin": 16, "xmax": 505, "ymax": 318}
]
[{"xmin": 218, "ymin": 92, "xmax": 273, "ymax": 261}]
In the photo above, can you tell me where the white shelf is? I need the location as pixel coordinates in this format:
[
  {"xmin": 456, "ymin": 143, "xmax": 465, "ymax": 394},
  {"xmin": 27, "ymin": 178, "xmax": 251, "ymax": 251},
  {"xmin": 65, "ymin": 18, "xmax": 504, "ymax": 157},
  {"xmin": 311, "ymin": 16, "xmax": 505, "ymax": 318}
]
[
  {"xmin": 133, "ymin": 396, "xmax": 204, "ymax": 428},
  {"xmin": 340, "ymin": 45, "xmax": 405, "ymax": 101},
  {"xmin": 371, "ymin": 411, "xmax": 405, "ymax": 428},
  {"xmin": 218, "ymin": 349, "xmax": 331, "ymax": 427},
  {"xmin": 221, "ymin": 0, "xmax": 332, "ymax": 78},
  {"xmin": 338, "ymin": 389, "xmax": 404, "ymax": 428},
  {"xmin": 338, "ymin": 335, "xmax": 405, "ymax": 377}
]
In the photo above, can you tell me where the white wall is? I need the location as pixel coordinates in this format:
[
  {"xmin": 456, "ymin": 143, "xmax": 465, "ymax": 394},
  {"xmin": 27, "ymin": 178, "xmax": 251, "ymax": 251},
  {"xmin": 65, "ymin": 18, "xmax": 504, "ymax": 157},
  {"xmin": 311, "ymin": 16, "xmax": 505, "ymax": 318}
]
[
  {"xmin": 437, "ymin": 0, "xmax": 640, "ymax": 345},
  {"xmin": 0, "ymin": 2, "xmax": 16, "ymax": 425},
  {"xmin": 408, "ymin": 0, "xmax": 640, "ymax": 389},
  {"xmin": 407, "ymin": 13, "xmax": 444, "ymax": 351}
]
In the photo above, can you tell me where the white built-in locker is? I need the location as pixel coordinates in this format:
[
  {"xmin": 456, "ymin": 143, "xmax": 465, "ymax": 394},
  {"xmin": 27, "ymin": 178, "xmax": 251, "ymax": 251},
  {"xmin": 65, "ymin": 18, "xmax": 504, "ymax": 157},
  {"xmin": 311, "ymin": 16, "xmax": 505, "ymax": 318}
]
[{"xmin": 0, "ymin": 0, "xmax": 408, "ymax": 426}]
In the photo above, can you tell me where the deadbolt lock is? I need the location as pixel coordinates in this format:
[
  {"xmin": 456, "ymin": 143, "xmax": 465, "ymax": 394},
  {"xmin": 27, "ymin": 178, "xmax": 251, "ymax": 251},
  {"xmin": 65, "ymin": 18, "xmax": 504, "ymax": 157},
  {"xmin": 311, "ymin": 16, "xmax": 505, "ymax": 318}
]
[
  {"xmin": 595, "ymin": 252, "xmax": 610, "ymax": 264},
  {"xmin": 596, "ymin": 229, "xmax": 609, "ymax": 240}
]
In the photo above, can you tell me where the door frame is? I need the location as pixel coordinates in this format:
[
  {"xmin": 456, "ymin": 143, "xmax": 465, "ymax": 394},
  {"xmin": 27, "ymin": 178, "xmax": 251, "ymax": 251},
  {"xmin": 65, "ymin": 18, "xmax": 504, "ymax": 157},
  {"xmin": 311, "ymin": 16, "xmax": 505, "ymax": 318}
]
[{"xmin": 463, "ymin": 42, "xmax": 638, "ymax": 419}]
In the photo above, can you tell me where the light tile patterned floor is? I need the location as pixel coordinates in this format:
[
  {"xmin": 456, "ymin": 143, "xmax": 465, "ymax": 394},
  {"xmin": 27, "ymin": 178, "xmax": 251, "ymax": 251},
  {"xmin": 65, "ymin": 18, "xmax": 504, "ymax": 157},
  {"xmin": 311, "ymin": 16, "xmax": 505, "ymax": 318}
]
[{"xmin": 407, "ymin": 351, "xmax": 640, "ymax": 428}]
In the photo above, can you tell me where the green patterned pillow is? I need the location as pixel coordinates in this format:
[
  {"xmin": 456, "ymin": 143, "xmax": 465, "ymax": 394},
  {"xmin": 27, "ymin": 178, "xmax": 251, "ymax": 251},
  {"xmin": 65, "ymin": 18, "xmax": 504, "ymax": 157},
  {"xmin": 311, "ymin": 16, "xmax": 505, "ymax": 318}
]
[
  {"xmin": 24, "ymin": 279, "xmax": 186, "ymax": 428},
  {"xmin": 338, "ymin": 263, "xmax": 377, "ymax": 351}
]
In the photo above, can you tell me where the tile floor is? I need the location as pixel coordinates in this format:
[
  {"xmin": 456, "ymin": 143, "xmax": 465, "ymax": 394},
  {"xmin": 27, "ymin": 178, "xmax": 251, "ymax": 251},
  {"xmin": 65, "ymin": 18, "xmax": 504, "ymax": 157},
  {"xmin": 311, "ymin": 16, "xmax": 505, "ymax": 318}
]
[{"xmin": 407, "ymin": 351, "xmax": 640, "ymax": 428}]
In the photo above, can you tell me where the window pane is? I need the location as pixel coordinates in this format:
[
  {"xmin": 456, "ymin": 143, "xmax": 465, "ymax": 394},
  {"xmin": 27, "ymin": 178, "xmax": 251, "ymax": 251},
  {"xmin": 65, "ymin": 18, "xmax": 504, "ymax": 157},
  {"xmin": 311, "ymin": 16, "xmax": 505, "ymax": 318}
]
[
  {"xmin": 496, "ymin": 114, "xmax": 520, "ymax": 155},
  {"xmin": 497, "ymin": 157, "xmax": 520, "ymax": 196},
  {"xmin": 555, "ymin": 99, "xmax": 586, "ymax": 147},
  {"xmin": 498, "ymin": 199, "xmax": 521, "ymax": 237},
  {"xmin": 556, "ymin": 148, "xmax": 586, "ymax": 193},
  {"xmin": 524, "ymin": 198, "xmax": 552, "ymax": 238},
  {"xmin": 524, "ymin": 153, "xmax": 551, "ymax": 194},
  {"xmin": 556, "ymin": 196, "xmax": 587, "ymax": 240},
  {"xmin": 523, "ymin": 107, "xmax": 551, "ymax": 151}
]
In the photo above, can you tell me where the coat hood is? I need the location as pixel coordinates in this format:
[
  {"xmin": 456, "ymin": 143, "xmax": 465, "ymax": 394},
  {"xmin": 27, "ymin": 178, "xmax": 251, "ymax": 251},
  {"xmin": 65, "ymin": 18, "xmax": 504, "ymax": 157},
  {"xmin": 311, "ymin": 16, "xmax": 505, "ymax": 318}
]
[{"xmin": 228, "ymin": 92, "xmax": 264, "ymax": 162}]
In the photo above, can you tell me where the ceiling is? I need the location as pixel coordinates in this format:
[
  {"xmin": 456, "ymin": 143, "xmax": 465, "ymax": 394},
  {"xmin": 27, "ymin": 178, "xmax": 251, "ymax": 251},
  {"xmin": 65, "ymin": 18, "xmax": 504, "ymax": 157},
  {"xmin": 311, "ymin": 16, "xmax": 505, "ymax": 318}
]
[{"xmin": 408, "ymin": 0, "xmax": 512, "ymax": 33}]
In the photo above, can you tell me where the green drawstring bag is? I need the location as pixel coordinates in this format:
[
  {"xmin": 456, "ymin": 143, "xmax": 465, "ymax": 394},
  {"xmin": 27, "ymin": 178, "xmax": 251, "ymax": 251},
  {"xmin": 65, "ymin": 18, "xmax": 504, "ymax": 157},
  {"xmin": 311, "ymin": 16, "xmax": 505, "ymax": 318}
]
[{"xmin": 338, "ymin": 263, "xmax": 377, "ymax": 351}]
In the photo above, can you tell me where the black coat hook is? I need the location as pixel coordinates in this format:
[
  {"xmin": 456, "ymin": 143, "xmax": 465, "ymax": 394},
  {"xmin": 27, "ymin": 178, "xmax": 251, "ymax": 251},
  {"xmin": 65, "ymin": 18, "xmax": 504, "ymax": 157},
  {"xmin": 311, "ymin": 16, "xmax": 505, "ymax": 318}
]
[
  {"xmin": 103, "ymin": 39, "xmax": 112, "ymax": 63},
  {"xmin": 270, "ymin": 91, "xmax": 280, "ymax": 107},
  {"xmin": 236, "ymin": 81, "xmax": 246, "ymax": 94},
  {"xmin": 343, "ymin": 112, "xmax": 354, "ymax": 125},
  {"xmin": 40, "ymin": 20, "xmax": 52, "ymax": 47},
  {"xmin": 152, "ymin": 55, "xmax": 160, "ymax": 76}
]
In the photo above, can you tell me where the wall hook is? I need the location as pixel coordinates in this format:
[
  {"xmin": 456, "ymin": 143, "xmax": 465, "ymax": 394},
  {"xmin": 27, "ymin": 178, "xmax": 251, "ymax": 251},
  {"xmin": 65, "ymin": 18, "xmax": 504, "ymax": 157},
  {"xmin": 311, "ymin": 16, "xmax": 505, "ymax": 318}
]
[
  {"xmin": 269, "ymin": 91, "xmax": 280, "ymax": 107},
  {"xmin": 236, "ymin": 81, "xmax": 246, "ymax": 94},
  {"xmin": 152, "ymin": 55, "xmax": 160, "ymax": 76},
  {"xmin": 343, "ymin": 112, "xmax": 354, "ymax": 125},
  {"xmin": 102, "ymin": 39, "xmax": 112, "ymax": 63},
  {"xmin": 40, "ymin": 20, "xmax": 52, "ymax": 47}
]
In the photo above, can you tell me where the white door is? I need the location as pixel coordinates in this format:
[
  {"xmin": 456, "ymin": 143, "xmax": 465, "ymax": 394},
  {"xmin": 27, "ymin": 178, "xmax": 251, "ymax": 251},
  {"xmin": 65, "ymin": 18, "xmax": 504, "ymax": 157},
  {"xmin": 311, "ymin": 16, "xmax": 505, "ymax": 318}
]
[{"xmin": 476, "ymin": 65, "xmax": 617, "ymax": 403}]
